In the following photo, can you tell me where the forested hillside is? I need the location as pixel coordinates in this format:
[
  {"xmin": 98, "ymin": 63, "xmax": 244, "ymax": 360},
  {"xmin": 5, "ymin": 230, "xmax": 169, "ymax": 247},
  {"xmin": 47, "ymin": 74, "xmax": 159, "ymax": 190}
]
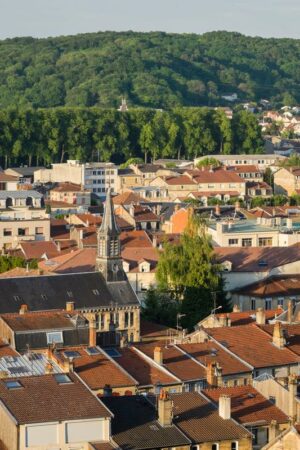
[
  {"xmin": 0, "ymin": 31, "xmax": 300, "ymax": 108},
  {"xmin": 0, "ymin": 108, "xmax": 263, "ymax": 167}
]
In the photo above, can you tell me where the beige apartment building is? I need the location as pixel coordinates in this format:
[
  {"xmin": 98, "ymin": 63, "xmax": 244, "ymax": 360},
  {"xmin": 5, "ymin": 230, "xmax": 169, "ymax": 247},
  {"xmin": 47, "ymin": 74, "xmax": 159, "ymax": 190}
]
[
  {"xmin": 274, "ymin": 167, "xmax": 300, "ymax": 196},
  {"xmin": 0, "ymin": 191, "xmax": 50, "ymax": 251},
  {"xmin": 50, "ymin": 182, "xmax": 91, "ymax": 206}
]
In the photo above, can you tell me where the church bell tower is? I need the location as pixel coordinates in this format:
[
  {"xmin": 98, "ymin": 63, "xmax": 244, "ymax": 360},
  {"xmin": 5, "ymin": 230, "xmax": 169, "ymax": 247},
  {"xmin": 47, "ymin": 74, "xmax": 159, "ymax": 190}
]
[{"xmin": 96, "ymin": 188, "xmax": 125, "ymax": 282}]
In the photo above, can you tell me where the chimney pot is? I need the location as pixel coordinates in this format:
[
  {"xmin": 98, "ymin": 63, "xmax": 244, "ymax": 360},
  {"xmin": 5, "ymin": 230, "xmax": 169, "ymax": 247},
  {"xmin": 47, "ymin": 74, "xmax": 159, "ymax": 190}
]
[
  {"xmin": 154, "ymin": 346, "xmax": 163, "ymax": 365},
  {"xmin": 233, "ymin": 304, "xmax": 240, "ymax": 313},
  {"xmin": 273, "ymin": 321, "xmax": 286, "ymax": 348},
  {"xmin": 288, "ymin": 299, "xmax": 293, "ymax": 324},
  {"xmin": 219, "ymin": 394, "xmax": 231, "ymax": 420},
  {"xmin": 89, "ymin": 316, "xmax": 97, "ymax": 347},
  {"xmin": 19, "ymin": 304, "xmax": 28, "ymax": 315},
  {"xmin": 158, "ymin": 389, "xmax": 173, "ymax": 427},
  {"xmin": 66, "ymin": 301, "xmax": 75, "ymax": 312},
  {"xmin": 256, "ymin": 308, "xmax": 266, "ymax": 325}
]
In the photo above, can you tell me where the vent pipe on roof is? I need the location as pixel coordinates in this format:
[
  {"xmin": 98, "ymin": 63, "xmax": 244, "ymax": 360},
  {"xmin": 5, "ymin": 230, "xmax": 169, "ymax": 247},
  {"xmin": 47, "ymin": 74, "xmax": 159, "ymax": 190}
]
[
  {"xmin": 219, "ymin": 394, "xmax": 231, "ymax": 420},
  {"xmin": 19, "ymin": 304, "xmax": 28, "ymax": 315}
]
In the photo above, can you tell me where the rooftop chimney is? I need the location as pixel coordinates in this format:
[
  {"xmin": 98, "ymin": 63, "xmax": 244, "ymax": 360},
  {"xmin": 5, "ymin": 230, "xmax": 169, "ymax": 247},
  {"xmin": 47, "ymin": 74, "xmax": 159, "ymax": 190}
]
[
  {"xmin": 158, "ymin": 390, "xmax": 173, "ymax": 427},
  {"xmin": 215, "ymin": 204, "xmax": 221, "ymax": 216},
  {"xmin": 256, "ymin": 308, "xmax": 266, "ymax": 325},
  {"xmin": 89, "ymin": 317, "xmax": 97, "ymax": 347},
  {"xmin": 66, "ymin": 301, "xmax": 75, "ymax": 312},
  {"xmin": 288, "ymin": 374, "xmax": 297, "ymax": 422},
  {"xmin": 235, "ymin": 201, "xmax": 240, "ymax": 213},
  {"xmin": 219, "ymin": 394, "xmax": 231, "ymax": 420},
  {"xmin": 103, "ymin": 384, "xmax": 113, "ymax": 397},
  {"xmin": 287, "ymin": 299, "xmax": 293, "ymax": 324},
  {"xmin": 19, "ymin": 304, "xmax": 28, "ymax": 315},
  {"xmin": 154, "ymin": 346, "xmax": 163, "ymax": 365},
  {"xmin": 272, "ymin": 322, "xmax": 286, "ymax": 348},
  {"xmin": 207, "ymin": 361, "xmax": 218, "ymax": 387},
  {"xmin": 233, "ymin": 304, "xmax": 240, "ymax": 313}
]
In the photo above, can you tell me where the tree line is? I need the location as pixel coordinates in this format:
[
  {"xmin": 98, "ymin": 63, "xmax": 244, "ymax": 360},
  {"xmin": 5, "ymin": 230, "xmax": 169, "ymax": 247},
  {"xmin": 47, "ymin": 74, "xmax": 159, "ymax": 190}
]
[
  {"xmin": 0, "ymin": 107, "xmax": 263, "ymax": 167},
  {"xmin": 0, "ymin": 31, "xmax": 300, "ymax": 108}
]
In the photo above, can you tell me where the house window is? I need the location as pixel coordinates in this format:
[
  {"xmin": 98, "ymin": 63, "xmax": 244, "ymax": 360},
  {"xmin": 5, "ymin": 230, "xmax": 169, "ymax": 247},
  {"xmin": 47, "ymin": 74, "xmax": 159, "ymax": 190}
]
[
  {"xmin": 258, "ymin": 237, "xmax": 272, "ymax": 247},
  {"xmin": 54, "ymin": 374, "xmax": 72, "ymax": 384},
  {"xmin": 3, "ymin": 228, "xmax": 12, "ymax": 236},
  {"xmin": 129, "ymin": 311, "xmax": 134, "ymax": 327},
  {"xmin": 242, "ymin": 238, "xmax": 252, "ymax": 247},
  {"xmin": 231, "ymin": 443, "xmax": 238, "ymax": 450},
  {"xmin": 265, "ymin": 298, "xmax": 272, "ymax": 310},
  {"xmin": 278, "ymin": 297, "xmax": 284, "ymax": 307},
  {"xmin": 47, "ymin": 331, "xmax": 63, "ymax": 344},
  {"xmin": 228, "ymin": 239, "xmax": 238, "ymax": 246},
  {"xmin": 124, "ymin": 312, "xmax": 129, "ymax": 328},
  {"xmin": 18, "ymin": 228, "xmax": 28, "ymax": 236},
  {"xmin": 269, "ymin": 396, "xmax": 276, "ymax": 404},
  {"xmin": 251, "ymin": 298, "xmax": 256, "ymax": 310},
  {"xmin": 212, "ymin": 444, "xmax": 219, "ymax": 450}
]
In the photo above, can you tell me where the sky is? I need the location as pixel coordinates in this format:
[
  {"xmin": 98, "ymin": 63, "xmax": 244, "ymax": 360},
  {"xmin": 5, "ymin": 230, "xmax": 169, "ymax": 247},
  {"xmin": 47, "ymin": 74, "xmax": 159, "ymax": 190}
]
[{"xmin": 0, "ymin": 0, "xmax": 300, "ymax": 40}]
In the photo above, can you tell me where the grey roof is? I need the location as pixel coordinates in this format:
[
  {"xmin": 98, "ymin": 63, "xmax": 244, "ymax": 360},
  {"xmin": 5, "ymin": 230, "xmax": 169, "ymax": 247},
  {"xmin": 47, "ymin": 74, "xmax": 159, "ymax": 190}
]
[
  {"xmin": 0, "ymin": 190, "xmax": 43, "ymax": 199},
  {"xmin": 0, "ymin": 272, "xmax": 139, "ymax": 314},
  {"xmin": 5, "ymin": 167, "xmax": 44, "ymax": 176},
  {"xmin": 100, "ymin": 188, "xmax": 120, "ymax": 235},
  {"xmin": 103, "ymin": 395, "xmax": 191, "ymax": 450}
]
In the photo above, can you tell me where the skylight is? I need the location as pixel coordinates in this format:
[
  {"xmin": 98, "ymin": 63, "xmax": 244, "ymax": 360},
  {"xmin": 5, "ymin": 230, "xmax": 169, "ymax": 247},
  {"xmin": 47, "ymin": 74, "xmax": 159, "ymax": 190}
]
[
  {"xmin": 64, "ymin": 351, "xmax": 81, "ymax": 359},
  {"xmin": 54, "ymin": 374, "xmax": 73, "ymax": 384},
  {"xmin": 5, "ymin": 380, "xmax": 23, "ymax": 390},
  {"xmin": 86, "ymin": 346, "xmax": 101, "ymax": 356}
]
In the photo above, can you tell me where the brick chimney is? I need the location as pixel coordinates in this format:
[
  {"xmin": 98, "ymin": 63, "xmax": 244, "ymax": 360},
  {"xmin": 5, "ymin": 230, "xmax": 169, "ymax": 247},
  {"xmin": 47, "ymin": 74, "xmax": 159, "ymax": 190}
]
[
  {"xmin": 89, "ymin": 317, "xmax": 97, "ymax": 347},
  {"xmin": 207, "ymin": 361, "xmax": 218, "ymax": 387},
  {"xmin": 287, "ymin": 299, "xmax": 293, "ymax": 324},
  {"xmin": 272, "ymin": 322, "xmax": 286, "ymax": 348},
  {"xmin": 215, "ymin": 204, "xmax": 221, "ymax": 216},
  {"xmin": 256, "ymin": 308, "xmax": 266, "ymax": 325},
  {"xmin": 19, "ymin": 304, "xmax": 28, "ymax": 315},
  {"xmin": 219, "ymin": 394, "xmax": 231, "ymax": 420},
  {"xmin": 232, "ymin": 304, "xmax": 240, "ymax": 313},
  {"xmin": 154, "ymin": 346, "xmax": 163, "ymax": 365},
  {"xmin": 158, "ymin": 390, "xmax": 173, "ymax": 427},
  {"xmin": 66, "ymin": 301, "xmax": 75, "ymax": 312}
]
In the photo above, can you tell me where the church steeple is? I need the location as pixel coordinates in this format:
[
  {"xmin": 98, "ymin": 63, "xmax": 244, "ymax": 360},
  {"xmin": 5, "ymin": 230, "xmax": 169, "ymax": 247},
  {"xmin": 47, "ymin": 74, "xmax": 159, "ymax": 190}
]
[{"xmin": 96, "ymin": 188, "xmax": 125, "ymax": 281}]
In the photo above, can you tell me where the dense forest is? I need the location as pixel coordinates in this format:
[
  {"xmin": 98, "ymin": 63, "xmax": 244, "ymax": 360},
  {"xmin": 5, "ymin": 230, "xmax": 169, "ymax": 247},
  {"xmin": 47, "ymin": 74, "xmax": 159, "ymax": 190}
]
[
  {"xmin": 0, "ymin": 108, "xmax": 263, "ymax": 166},
  {"xmin": 0, "ymin": 31, "xmax": 300, "ymax": 108}
]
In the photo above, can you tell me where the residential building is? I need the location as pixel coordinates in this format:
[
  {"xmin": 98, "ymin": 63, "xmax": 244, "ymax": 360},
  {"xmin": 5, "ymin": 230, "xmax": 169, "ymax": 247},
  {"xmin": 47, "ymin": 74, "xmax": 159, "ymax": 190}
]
[
  {"xmin": 204, "ymin": 385, "xmax": 290, "ymax": 448},
  {"xmin": 34, "ymin": 160, "xmax": 118, "ymax": 197},
  {"xmin": 262, "ymin": 425, "xmax": 300, "ymax": 450},
  {"xmin": 274, "ymin": 167, "xmax": 300, "ymax": 196},
  {"xmin": 231, "ymin": 275, "xmax": 300, "ymax": 311},
  {"xmin": 246, "ymin": 181, "xmax": 273, "ymax": 198},
  {"xmin": 0, "ymin": 172, "xmax": 19, "ymax": 190},
  {"xmin": 227, "ymin": 165, "xmax": 264, "ymax": 182},
  {"xmin": 0, "ymin": 191, "xmax": 50, "ymax": 251},
  {"xmin": 215, "ymin": 246, "xmax": 300, "ymax": 292},
  {"xmin": 0, "ymin": 308, "xmax": 90, "ymax": 353},
  {"xmin": 0, "ymin": 373, "xmax": 112, "ymax": 450},
  {"xmin": 115, "ymin": 203, "xmax": 161, "ymax": 231},
  {"xmin": 49, "ymin": 182, "xmax": 91, "ymax": 207},
  {"xmin": 195, "ymin": 154, "xmax": 287, "ymax": 170},
  {"xmin": 5, "ymin": 166, "xmax": 44, "ymax": 184},
  {"xmin": 0, "ymin": 190, "xmax": 141, "ymax": 345}
]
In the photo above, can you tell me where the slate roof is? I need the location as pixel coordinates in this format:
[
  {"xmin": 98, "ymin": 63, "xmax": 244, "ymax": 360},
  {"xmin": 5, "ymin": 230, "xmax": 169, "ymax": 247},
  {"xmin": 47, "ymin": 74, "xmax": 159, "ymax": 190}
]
[
  {"xmin": 0, "ymin": 272, "xmax": 140, "ymax": 314},
  {"xmin": 0, "ymin": 373, "xmax": 111, "ymax": 424},
  {"xmin": 102, "ymin": 395, "xmax": 191, "ymax": 450}
]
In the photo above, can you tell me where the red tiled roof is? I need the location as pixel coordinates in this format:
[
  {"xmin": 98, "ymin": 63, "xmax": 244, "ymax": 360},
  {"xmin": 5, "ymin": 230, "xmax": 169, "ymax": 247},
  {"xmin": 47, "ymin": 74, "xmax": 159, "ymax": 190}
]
[
  {"xmin": 39, "ymin": 248, "xmax": 96, "ymax": 274},
  {"xmin": 20, "ymin": 241, "xmax": 60, "ymax": 260},
  {"xmin": 0, "ymin": 339, "xmax": 19, "ymax": 357},
  {"xmin": 0, "ymin": 373, "xmax": 111, "ymax": 424},
  {"xmin": 206, "ymin": 324, "xmax": 299, "ymax": 369},
  {"xmin": 115, "ymin": 347, "xmax": 178, "ymax": 386},
  {"xmin": 133, "ymin": 205, "xmax": 160, "ymax": 222},
  {"xmin": 0, "ymin": 173, "xmax": 18, "ymax": 182},
  {"xmin": 259, "ymin": 324, "xmax": 300, "ymax": 358},
  {"xmin": 54, "ymin": 347, "xmax": 137, "ymax": 390},
  {"xmin": 51, "ymin": 182, "xmax": 85, "ymax": 192},
  {"xmin": 112, "ymin": 191, "xmax": 148, "ymax": 205},
  {"xmin": 215, "ymin": 246, "xmax": 300, "ymax": 272},
  {"xmin": 186, "ymin": 168, "xmax": 245, "ymax": 184},
  {"xmin": 120, "ymin": 230, "xmax": 153, "ymax": 249},
  {"xmin": 122, "ymin": 247, "xmax": 159, "ymax": 272},
  {"xmin": 233, "ymin": 275, "xmax": 300, "ymax": 297},
  {"xmin": 135, "ymin": 341, "xmax": 206, "ymax": 382},
  {"xmin": 214, "ymin": 309, "xmax": 282, "ymax": 326},
  {"xmin": 50, "ymin": 218, "xmax": 70, "ymax": 240},
  {"xmin": 163, "ymin": 175, "xmax": 197, "ymax": 186},
  {"xmin": 228, "ymin": 165, "xmax": 261, "ymax": 174},
  {"xmin": 140, "ymin": 319, "xmax": 177, "ymax": 340},
  {"xmin": 178, "ymin": 342, "xmax": 250, "ymax": 376},
  {"xmin": 203, "ymin": 385, "xmax": 289, "ymax": 425}
]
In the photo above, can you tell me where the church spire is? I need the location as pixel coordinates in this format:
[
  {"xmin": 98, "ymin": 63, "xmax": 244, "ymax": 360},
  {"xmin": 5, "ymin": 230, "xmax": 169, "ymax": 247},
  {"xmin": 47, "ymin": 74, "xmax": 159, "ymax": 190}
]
[
  {"xmin": 96, "ymin": 188, "xmax": 125, "ymax": 282},
  {"xmin": 99, "ymin": 188, "xmax": 120, "ymax": 235}
]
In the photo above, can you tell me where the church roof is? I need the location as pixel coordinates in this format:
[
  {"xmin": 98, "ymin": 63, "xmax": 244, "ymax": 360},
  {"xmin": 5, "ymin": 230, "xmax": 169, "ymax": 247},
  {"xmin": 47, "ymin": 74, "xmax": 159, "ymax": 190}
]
[
  {"xmin": 100, "ymin": 188, "xmax": 120, "ymax": 235},
  {"xmin": 0, "ymin": 272, "xmax": 139, "ymax": 314}
]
